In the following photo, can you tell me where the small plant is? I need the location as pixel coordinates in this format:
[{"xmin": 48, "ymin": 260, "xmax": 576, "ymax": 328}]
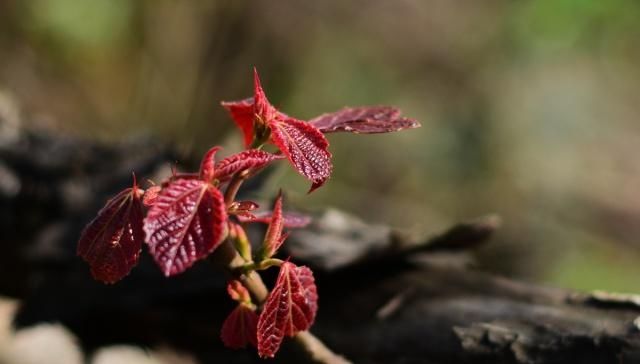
[{"xmin": 77, "ymin": 68, "xmax": 419, "ymax": 360}]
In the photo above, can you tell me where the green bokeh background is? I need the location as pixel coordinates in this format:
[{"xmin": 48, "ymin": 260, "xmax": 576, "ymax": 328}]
[{"xmin": 2, "ymin": 0, "xmax": 640, "ymax": 292}]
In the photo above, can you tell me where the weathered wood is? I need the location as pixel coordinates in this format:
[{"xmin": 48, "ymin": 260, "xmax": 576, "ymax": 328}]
[
  {"xmin": 2, "ymin": 119, "xmax": 640, "ymax": 364},
  {"xmin": 286, "ymin": 210, "xmax": 640, "ymax": 364}
]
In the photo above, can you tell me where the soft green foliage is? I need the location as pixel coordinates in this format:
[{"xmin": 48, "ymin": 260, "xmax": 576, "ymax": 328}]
[{"xmin": 2, "ymin": 0, "xmax": 640, "ymax": 292}]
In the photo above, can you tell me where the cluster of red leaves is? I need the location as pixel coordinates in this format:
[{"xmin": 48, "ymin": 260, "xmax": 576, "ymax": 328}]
[
  {"xmin": 217, "ymin": 194, "xmax": 315, "ymax": 357},
  {"xmin": 222, "ymin": 68, "xmax": 420, "ymax": 192},
  {"xmin": 77, "ymin": 146, "xmax": 284, "ymax": 280},
  {"xmin": 220, "ymin": 261, "xmax": 318, "ymax": 358},
  {"xmin": 220, "ymin": 194, "xmax": 318, "ymax": 358},
  {"xmin": 222, "ymin": 70, "xmax": 332, "ymax": 192},
  {"xmin": 78, "ymin": 68, "xmax": 419, "ymax": 359}
]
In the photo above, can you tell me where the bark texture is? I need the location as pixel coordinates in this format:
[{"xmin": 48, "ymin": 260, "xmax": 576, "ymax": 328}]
[{"xmin": 2, "ymin": 118, "xmax": 640, "ymax": 364}]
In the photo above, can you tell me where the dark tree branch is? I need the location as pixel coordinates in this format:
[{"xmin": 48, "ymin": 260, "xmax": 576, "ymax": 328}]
[{"xmin": 3, "ymin": 122, "xmax": 639, "ymax": 364}]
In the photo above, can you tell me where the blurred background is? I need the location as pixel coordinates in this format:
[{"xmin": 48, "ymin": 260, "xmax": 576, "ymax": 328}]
[{"xmin": 1, "ymin": 0, "xmax": 640, "ymax": 294}]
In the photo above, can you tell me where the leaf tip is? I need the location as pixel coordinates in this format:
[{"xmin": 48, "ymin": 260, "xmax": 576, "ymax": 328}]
[
  {"xmin": 307, "ymin": 178, "xmax": 328, "ymax": 194},
  {"xmin": 199, "ymin": 145, "xmax": 222, "ymax": 181}
]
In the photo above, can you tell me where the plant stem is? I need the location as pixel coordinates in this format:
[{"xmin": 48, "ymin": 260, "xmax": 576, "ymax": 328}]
[
  {"xmin": 237, "ymin": 258, "xmax": 284, "ymax": 274},
  {"xmin": 211, "ymin": 240, "xmax": 351, "ymax": 364},
  {"xmin": 228, "ymin": 222, "xmax": 252, "ymax": 261},
  {"xmin": 210, "ymin": 238, "xmax": 269, "ymax": 302},
  {"xmin": 224, "ymin": 171, "xmax": 248, "ymax": 206},
  {"xmin": 292, "ymin": 331, "xmax": 351, "ymax": 364}
]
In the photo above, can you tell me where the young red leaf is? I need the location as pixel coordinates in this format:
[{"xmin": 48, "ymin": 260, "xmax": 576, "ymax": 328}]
[
  {"xmin": 77, "ymin": 187, "xmax": 144, "ymax": 284},
  {"xmin": 308, "ymin": 106, "xmax": 420, "ymax": 134},
  {"xmin": 220, "ymin": 98, "xmax": 254, "ymax": 148},
  {"xmin": 213, "ymin": 149, "xmax": 284, "ymax": 182},
  {"xmin": 257, "ymin": 262, "xmax": 318, "ymax": 358},
  {"xmin": 221, "ymin": 303, "xmax": 259, "ymax": 349},
  {"xmin": 253, "ymin": 67, "xmax": 278, "ymax": 127},
  {"xmin": 143, "ymin": 178, "xmax": 227, "ymax": 276},
  {"xmin": 227, "ymin": 221, "xmax": 252, "ymax": 261},
  {"xmin": 260, "ymin": 193, "xmax": 284, "ymax": 259},
  {"xmin": 199, "ymin": 146, "xmax": 221, "ymax": 182},
  {"xmin": 142, "ymin": 185, "xmax": 161, "ymax": 207},
  {"xmin": 228, "ymin": 200, "xmax": 259, "ymax": 218},
  {"xmin": 237, "ymin": 210, "xmax": 311, "ymax": 228},
  {"xmin": 163, "ymin": 172, "xmax": 199, "ymax": 187},
  {"xmin": 227, "ymin": 280, "xmax": 251, "ymax": 303},
  {"xmin": 269, "ymin": 117, "xmax": 332, "ymax": 193},
  {"xmin": 220, "ymin": 69, "xmax": 279, "ymax": 148}
]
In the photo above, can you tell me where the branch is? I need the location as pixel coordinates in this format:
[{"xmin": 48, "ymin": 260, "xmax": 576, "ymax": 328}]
[{"xmin": 211, "ymin": 240, "xmax": 351, "ymax": 364}]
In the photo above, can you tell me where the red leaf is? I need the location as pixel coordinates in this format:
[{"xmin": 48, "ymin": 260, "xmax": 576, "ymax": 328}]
[
  {"xmin": 199, "ymin": 146, "xmax": 221, "ymax": 182},
  {"xmin": 269, "ymin": 118, "xmax": 332, "ymax": 193},
  {"xmin": 163, "ymin": 172, "xmax": 199, "ymax": 187},
  {"xmin": 221, "ymin": 304, "xmax": 258, "ymax": 349},
  {"xmin": 237, "ymin": 210, "xmax": 311, "ymax": 228},
  {"xmin": 143, "ymin": 179, "xmax": 227, "ymax": 276},
  {"xmin": 220, "ymin": 98, "xmax": 254, "ymax": 148},
  {"xmin": 297, "ymin": 265, "xmax": 318, "ymax": 323},
  {"xmin": 227, "ymin": 280, "xmax": 251, "ymax": 303},
  {"xmin": 213, "ymin": 150, "xmax": 283, "ymax": 182},
  {"xmin": 77, "ymin": 187, "xmax": 144, "ymax": 284},
  {"xmin": 253, "ymin": 68, "xmax": 278, "ymax": 126},
  {"xmin": 221, "ymin": 69, "xmax": 281, "ymax": 148},
  {"xmin": 257, "ymin": 262, "xmax": 318, "ymax": 358},
  {"xmin": 260, "ymin": 193, "xmax": 284, "ymax": 259},
  {"xmin": 309, "ymin": 106, "xmax": 420, "ymax": 134}
]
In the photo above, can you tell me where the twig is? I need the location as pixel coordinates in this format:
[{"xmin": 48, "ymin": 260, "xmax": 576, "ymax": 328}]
[{"xmin": 211, "ymin": 240, "xmax": 351, "ymax": 364}]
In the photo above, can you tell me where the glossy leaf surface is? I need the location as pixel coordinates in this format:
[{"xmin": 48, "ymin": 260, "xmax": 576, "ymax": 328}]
[
  {"xmin": 221, "ymin": 304, "xmax": 259, "ymax": 349},
  {"xmin": 257, "ymin": 262, "xmax": 318, "ymax": 358},
  {"xmin": 270, "ymin": 118, "xmax": 332, "ymax": 192},
  {"xmin": 144, "ymin": 179, "xmax": 227, "ymax": 276},
  {"xmin": 77, "ymin": 187, "xmax": 144, "ymax": 284},
  {"xmin": 309, "ymin": 106, "xmax": 420, "ymax": 134},
  {"xmin": 213, "ymin": 150, "xmax": 283, "ymax": 182}
]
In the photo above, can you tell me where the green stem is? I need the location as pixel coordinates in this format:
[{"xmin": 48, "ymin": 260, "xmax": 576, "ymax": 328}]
[
  {"xmin": 210, "ymin": 239, "xmax": 269, "ymax": 302},
  {"xmin": 238, "ymin": 258, "xmax": 284, "ymax": 274},
  {"xmin": 231, "ymin": 223, "xmax": 252, "ymax": 261}
]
